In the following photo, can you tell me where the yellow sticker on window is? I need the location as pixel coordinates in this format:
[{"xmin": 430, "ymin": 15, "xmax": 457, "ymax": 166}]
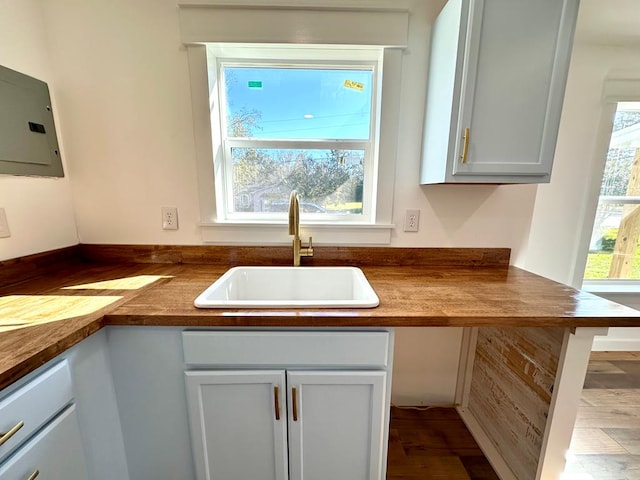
[{"xmin": 344, "ymin": 80, "xmax": 365, "ymax": 91}]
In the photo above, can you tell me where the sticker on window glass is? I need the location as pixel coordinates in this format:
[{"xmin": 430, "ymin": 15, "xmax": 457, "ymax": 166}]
[
  {"xmin": 247, "ymin": 81, "xmax": 263, "ymax": 89},
  {"xmin": 343, "ymin": 80, "xmax": 364, "ymax": 92}
]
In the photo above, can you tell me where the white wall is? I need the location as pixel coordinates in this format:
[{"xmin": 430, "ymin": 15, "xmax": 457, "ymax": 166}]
[
  {"xmin": 39, "ymin": 0, "xmax": 537, "ymax": 255},
  {"xmin": 0, "ymin": 0, "xmax": 78, "ymax": 261}
]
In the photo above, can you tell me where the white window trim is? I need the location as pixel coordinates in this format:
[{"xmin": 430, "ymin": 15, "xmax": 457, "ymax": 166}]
[
  {"xmin": 577, "ymin": 79, "xmax": 640, "ymax": 291},
  {"xmin": 181, "ymin": 4, "xmax": 408, "ymax": 245}
]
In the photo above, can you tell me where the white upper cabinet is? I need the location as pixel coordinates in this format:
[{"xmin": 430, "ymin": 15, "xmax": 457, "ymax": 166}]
[{"xmin": 420, "ymin": 0, "xmax": 580, "ymax": 184}]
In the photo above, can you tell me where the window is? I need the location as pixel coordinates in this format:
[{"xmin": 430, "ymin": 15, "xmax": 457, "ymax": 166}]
[
  {"xmin": 179, "ymin": 4, "xmax": 408, "ymax": 244},
  {"xmin": 584, "ymin": 102, "xmax": 640, "ymax": 282},
  {"xmin": 215, "ymin": 60, "xmax": 377, "ymax": 222}
]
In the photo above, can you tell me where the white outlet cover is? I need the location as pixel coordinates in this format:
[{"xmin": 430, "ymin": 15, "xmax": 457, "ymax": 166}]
[
  {"xmin": 403, "ymin": 209, "xmax": 420, "ymax": 232},
  {"xmin": 162, "ymin": 206, "xmax": 179, "ymax": 230},
  {"xmin": 0, "ymin": 208, "xmax": 10, "ymax": 238}
]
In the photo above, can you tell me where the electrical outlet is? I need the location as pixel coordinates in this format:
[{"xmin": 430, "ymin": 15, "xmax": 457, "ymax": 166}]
[
  {"xmin": 404, "ymin": 209, "xmax": 420, "ymax": 232},
  {"xmin": 162, "ymin": 206, "xmax": 179, "ymax": 230},
  {"xmin": 0, "ymin": 208, "xmax": 10, "ymax": 238}
]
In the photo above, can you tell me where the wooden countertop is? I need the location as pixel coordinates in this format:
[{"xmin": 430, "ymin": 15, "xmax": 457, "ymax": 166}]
[{"xmin": 1, "ymin": 245, "xmax": 639, "ymax": 390}]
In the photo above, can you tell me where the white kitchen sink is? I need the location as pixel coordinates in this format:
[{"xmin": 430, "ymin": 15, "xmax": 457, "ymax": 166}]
[{"xmin": 194, "ymin": 266, "xmax": 379, "ymax": 308}]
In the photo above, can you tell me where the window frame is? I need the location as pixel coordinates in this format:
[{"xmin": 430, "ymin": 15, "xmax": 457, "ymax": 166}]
[
  {"xmin": 215, "ymin": 58, "xmax": 379, "ymax": 224},
  {"xmin": 185, "ymin": 43, "xmax": 402, "ymax": 245},
  {"xmin": 579, "ymin": 85, "xmax": 640, "ymax": 291}
]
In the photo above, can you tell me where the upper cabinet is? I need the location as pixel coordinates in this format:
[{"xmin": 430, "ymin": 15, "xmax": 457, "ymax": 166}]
[{"xmin": 420, "ymin": 0, "xmax": 579, "ymax": 184}]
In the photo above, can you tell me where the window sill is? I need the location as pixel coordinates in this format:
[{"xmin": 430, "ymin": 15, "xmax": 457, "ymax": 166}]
[
  {"xmin": 582, "ymin": 280, "xmax": 640, "ymax": 294},
  {"xmin": 199, "ymin": 221, "xmax": 395, "ymax": 245}
]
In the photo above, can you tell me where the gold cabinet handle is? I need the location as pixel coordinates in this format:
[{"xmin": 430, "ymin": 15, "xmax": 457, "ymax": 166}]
[
  {"xmin": 292, "ymin": 387, "xmax": 299, "ymax": 422},
  {"xmin": 26, "ymin": 470, "xmax": 40, "ymax": 480},
  {"xmin": 0, "ymin": 420, "xmax": 24, "ymax": 446},
  {"xmin": 274, "ymin": 385, "xmax": 281, "ymax": 421},
  {"xmin": 460, "ymin": 127, "xmax": 470, "ymax": 164}
]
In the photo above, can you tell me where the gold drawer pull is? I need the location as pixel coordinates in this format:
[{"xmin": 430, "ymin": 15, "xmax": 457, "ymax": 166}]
[
  {"xmin": 292, "ymin": 387, "xmax": 299, "ymax": 422},
  {"xmin": 26, "ymin": 469, "xmax": 40, "ymax": 480},
  {"xmin": 0, "ymin": 420, "xmax": 25, "ymax": 446},
  {"xmin": 460, "ymin": 127, "xmax": 470, "ymax": 164},
  {"xmin": 274, "ymin": 385, "xmax": 281, "ymax": 421}
]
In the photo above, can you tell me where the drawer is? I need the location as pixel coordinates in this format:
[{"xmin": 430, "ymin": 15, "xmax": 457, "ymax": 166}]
[
  {"xmin": 182, "ymin": 331, "xmax": 390, "ymax": 368},
  {"xmin": 0, "ymin": 361, "xmax": 73, "ymax": 463},
  {"xmin": 0, "ymin": 405, "xmax": 88, "ymax": 480}
]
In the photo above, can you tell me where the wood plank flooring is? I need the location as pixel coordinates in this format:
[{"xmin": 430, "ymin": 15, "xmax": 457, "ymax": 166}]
[
  {"xmin": 386, "ymin": 407, "xmax": 499, "ymax": 479},
  {"xmin": 387, "ymin": 352, "xmax": 640, "ymax": 480},
  {"xmin": 565, "ymin": 352, "xmax": 640, "ymax": 480}
]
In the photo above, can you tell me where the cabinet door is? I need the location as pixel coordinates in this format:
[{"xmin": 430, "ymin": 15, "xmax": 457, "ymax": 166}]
[
  {"xmin": 0, "ymin": 405, "xmax": 88, "ymax": 480},
  {"xmin": 420, "ymin": 0, "xmax": 579, "ymax": 183},
  {"xmin": 185, "ymin": 370, "xmax": 288, "ymax": 480},
  {"xmin": 452, "ymin": 0, "xmax": 578, "ymax": 179},
  {"xmin": 287, "ymin": 371, "xmax": 387, "ymax": 480}
]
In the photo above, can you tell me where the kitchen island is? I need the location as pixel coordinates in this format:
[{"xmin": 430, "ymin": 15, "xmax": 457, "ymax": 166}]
[{"xmin": 1, "ymin": 245, "xmax": 639, "ymax": 480}]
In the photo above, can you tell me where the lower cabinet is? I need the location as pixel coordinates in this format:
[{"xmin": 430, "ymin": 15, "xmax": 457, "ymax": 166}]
[
  {"xmin": 182, "ymin": 330, "xmax": 392, "ymax": 480},
  {"xmin": 0, "ymin": 405, "xmax": 88, "ymax": 480},
  {"xmin": 185, "ymin": 369, "xmax": 386, "ymax": 480},
  {"xmin": 0, "ymin": 360, "xmax": 89, "ymax": 480}
]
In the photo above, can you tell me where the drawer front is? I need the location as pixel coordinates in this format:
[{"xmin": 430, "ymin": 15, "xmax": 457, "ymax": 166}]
[
  {"xmin": 0, "ymin": 361, "xmax": 73, "ymax": 463},
  {"xmin": 0, "ymin": 405, "xmax": 88, "ymax": 480},
  {"xmin": 182, "ymin": 331, "xmax": 390, "ymax": 368}
]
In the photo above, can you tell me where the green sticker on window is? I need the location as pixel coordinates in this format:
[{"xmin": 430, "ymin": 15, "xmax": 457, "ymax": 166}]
[{"xmin": 248, "ymin": 81, "xmax": 263, "ymax": 89}]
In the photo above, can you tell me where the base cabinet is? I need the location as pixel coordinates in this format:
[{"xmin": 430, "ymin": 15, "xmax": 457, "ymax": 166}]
[
  {"xmin": 185, "ymin": 369, "xmax": 386, "ymax": 480},
  {"xmin": 182, "ymin": 330, "xmax": 392, "ymax": 480},
  {"xmin": 0, "ymin": 406, "xmax": 88, "ymax": 480}
]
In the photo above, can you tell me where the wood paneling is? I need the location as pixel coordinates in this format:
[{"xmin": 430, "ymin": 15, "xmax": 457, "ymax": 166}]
[{"xmin": 466, "ymin": 327, "xmax": 565, "ymax": 480}]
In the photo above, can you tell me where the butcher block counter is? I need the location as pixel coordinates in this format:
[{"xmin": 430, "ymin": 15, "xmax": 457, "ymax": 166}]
[
  {"xmin": 2, "ymin": 244, "xmax": 640, "ymax": 480},
  {"xmin": 1, "ymin": 244, "xmax": 637, "ymax": 384}
]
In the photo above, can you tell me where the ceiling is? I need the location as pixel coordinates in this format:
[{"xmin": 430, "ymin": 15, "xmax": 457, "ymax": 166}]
[{"xmin": 575, "ymin": 0, "xmax": 640, "ymax": 46}]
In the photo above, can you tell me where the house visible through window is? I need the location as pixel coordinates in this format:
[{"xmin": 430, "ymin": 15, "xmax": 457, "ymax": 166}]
[
  {"xmin": 211, "ymin": 54, "xmax": 379, "ymax": 223},
  {"xmin": 584, "ymin": 102, "xmax": 640, "ymax": 280}
]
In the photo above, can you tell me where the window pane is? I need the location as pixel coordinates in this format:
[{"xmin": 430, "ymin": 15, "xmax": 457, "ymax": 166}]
[
  {"xmin": 229, "ymin": 148, "xmax": 364, "ymax": 215},
  {"xmin": 223, "ymin": 66, "xmax": 373, "ymax": 140},
  {"xmin": 585, "ymin": 102, "xmax": 640, "ymax": 280}
]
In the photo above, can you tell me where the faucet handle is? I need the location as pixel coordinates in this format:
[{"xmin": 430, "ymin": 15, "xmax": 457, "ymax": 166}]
[{"xmin": 302, "ymin": 236, "xmax": 314, "ymax": 258}]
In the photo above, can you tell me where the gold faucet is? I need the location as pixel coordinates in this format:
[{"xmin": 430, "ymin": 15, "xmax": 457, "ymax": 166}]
[{"xmin": 288, "ymin": 190, "xmax": 313, "ymax": 266}]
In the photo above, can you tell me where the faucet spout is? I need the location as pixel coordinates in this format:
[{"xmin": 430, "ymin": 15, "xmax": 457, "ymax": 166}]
[
  {"xmin": 288, "ymin": 190, "xmax": 299, "ymax": 237},
  {"xmin": 288, "ymin": 190, "xmax": 314, "ymax": 266}
]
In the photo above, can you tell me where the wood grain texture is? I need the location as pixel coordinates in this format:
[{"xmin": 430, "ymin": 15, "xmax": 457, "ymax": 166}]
[
  {"xmin": 466, "ymin": 327, "xmax": 566, "ymax": 480},
  {"xmin": 1, "ymin": 251, "xmax": 640, "ymax": 393},
  {"xmin": 78, "ymin": 244, "xmax": 511, "ymax": 267},
  {"xmin": 387, "ymin": 407, "xmax": 499, "ymax": 480},
  {"xmin": 0, "ymin": 245, "xmax": 79, "ymax": 289},
  {"xmin": 566, "ymin": 353, "xmax": 640, "ymax": 478},
  {"xmin": 0, "ymin": 262, "xmax": 178, "ymax": 391},
  {"xmin": 106, "ymin": 264, "xmax": 640, "ymax": 328}
]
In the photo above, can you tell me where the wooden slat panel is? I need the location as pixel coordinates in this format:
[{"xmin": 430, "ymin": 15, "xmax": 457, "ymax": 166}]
[{"xmin": 467, "ymin": 327, "xmax": 565, "ymax": 480}]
